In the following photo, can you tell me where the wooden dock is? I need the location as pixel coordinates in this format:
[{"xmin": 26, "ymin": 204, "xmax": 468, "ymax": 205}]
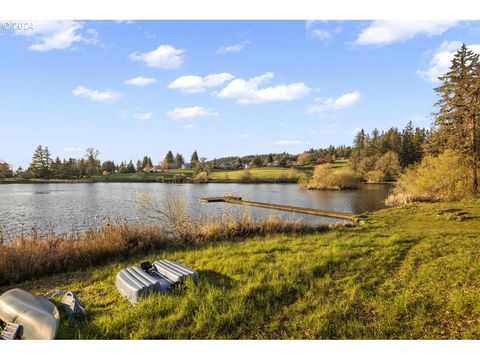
[{"xmin": 197, "ymin": 196, "xmax": 355, "ymax": 221}]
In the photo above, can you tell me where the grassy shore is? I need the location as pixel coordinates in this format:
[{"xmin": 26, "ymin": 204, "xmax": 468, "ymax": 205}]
[
  {"xmin": 2, "ymin": 200, "xmax": 480, "ymax": 339},
  {"xmin": 0, "ymin": 161, "xmax": 349, "ymax": 184}
]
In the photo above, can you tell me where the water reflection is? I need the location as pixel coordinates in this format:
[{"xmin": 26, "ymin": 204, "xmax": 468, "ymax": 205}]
[{"xmin": 0, "ymin": 183, "xmax": 392, "ymax": 237}]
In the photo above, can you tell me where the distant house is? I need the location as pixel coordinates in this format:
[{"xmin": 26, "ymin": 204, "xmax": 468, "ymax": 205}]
[
  {"xmin": 265, "ymin": 161, "xmax": 280, "ymax": 167},
  {"xmin": 219, "ymin": 163, "xmax": 236, "ymax": 170}
]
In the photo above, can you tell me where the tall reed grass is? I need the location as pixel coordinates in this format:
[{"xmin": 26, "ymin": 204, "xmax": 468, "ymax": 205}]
[{"xmin": 0, "ymin": 192, "xmax": 324, "ymax": 285}]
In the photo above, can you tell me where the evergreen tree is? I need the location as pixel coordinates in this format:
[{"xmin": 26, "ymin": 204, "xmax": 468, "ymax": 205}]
[
  {"xmin": 118, "ymin": 161, "xmax": 126, "ymax": 174},
  {"xmin": 163, "ymin": 151, "xmax": 175, "ymax": 169},
  {"xmin": 50, "ymin": 157, "xmax": 63, "ymax": 178},
  {"xmin": 126, "ymin": 160, "xmax": 136, "ymax": 173},
  {"xmin": 350, "ymin": 129, "xmax": 367, "ymax": 171},
  {"xmin": 400, "ymin": 121, "xmax": 416, "ymax": 167},
  {"xmin": 191, "ymin": 150, "xmax": 199, "ymax": 165},
  {"xmin": 29, "ymin": 145, "xmax": 51, "ymax": 178},
  {"xmin": 433, "ymin": 43, "xmax": 480, "ymax": 194},
  {"xmin": 174, "ymin": 153, "xmax": 185, "ymax": 169},
  {"xmin": 142, "ymin": 156, "xmax": 149, "ymax": 168},
  {"xmin": 101, "ymin": 161, "xmax": 116, "ymax": 174}
]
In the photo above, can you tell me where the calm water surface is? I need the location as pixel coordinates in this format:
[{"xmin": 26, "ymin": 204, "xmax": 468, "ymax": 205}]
[{"xmin": 0, "ymin": 183, "xmax": 392, "ymax": 237}]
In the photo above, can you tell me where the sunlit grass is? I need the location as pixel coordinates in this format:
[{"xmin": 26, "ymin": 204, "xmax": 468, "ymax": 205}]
[
  {"xmin": 3, "ymin": 200, "xmax": 480, "ymax": 339},
  {"xmin": 208, "ymin": 167, "xmax": 303, "ymax": 182}
]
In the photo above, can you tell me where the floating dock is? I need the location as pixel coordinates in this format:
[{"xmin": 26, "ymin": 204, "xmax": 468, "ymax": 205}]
[{"xmin": 197, "ymin": 196, "xmax": 355, "ymax": 221}]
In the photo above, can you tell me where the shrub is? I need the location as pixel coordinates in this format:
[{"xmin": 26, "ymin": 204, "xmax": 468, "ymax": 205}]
[
  {"xmin": 194, "ymin": 171, "xmax": 209, "ymax": 183},
  {"xmin": 357, "ymin": 156, "xmax": 377, "ymax": 178},
  {"xmin": 173, "ymin": 173, "xmax": 186, "ymax": 183},
  {"xmin": 238, "ymin": 170, "xmax": 258, "ymax": 183},
  {"xmin": 374, "ymin": 151, "xmax": 401, "ymax": 181},
  {"xmin": 387, "ymin": 150, "xmax": 473, "ymax": 205},
  {"xmin": 366, "ymin": 170, "xmax": 386, "ymax": 183},
  {"xmin": 307, "ymin": 164, "xmax": 361, "ymax": 190},
  {"xmin": 277, "ymin": 169, "xmax": 300, "ymax": 183}
]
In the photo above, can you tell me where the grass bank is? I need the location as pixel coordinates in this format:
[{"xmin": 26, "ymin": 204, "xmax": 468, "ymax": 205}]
[
  {"xmin": 208, "ymin": 168, "xmax": 303, "ymax": 183},
  {"xmin": 2, "ymin": 200, "xmax": 480, "ymax": 339},
  {"xmin": 1, "ymin": 161, "xmax": 351, "ymax": 184},
  {"xmin": 1, "ymin": 167, "xmax": 304, "ymax": 184}
]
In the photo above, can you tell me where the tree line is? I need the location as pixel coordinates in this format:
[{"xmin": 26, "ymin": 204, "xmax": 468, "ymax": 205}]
[
  {"xmin": 385, "ymin": 43, "xmax": 480, "ymax": 203},
  {"xmin": 209, "ymin": 146, "xmax": 352, "ymax": 169},
  {"xmin": 3, "ymin": 147, "xmax": 205, "ymax": 179},
  {"xmin": 349, "ymin": 122, "xmax": 429, "ymax": 182}
]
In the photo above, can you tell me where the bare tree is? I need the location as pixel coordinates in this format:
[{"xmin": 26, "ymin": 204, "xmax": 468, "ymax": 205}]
[{"xmin": 134, "ymin": 191, "xmax": 192, "ymax": 242}]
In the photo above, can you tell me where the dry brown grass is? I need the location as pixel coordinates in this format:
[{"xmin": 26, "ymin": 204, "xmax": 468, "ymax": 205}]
[{"xmin": 0, "ymin": 214, "xmax": 320, "ymax": 286}]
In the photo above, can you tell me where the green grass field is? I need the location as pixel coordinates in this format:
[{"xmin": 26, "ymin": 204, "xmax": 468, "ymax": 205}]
[
  {"xmin": 4, "ymin": 200, "xmax": 480, "ymax": 339},
  {"xmin": 208, "ymin": 167, "xmax": 302, "ymax": 182},
  {"xmin": 99, "ymin": 169, "xmax": 194, "ymax": 182},
  {"xmin": 0, "ymin": 161, "xmax": 349, "ymax": 184}
]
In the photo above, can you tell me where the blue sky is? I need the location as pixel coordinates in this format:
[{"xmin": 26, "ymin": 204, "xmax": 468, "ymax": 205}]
[{"xmin": 1, "ymin": 20, "xmax": 480, "ymax": 168}]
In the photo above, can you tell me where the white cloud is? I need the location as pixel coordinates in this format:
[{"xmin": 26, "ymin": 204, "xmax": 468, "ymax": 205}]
[
  {"xmin": 305, "ymin": 21, "xmax": 342, "ymax": 43},
  {"xmin": 307, "ymin": 91, "xmax": 361, "ymax": 114},
  {"xmin": 72, "ymin": 86, "xmax": 122, "ymax": 103},
  {"xmin": 166, "ymin": 106, "xmax": 218, "ymax": 120},
  {"xmin": 311, "ymin": 29, "xmax": 331, "ymax": 41},
  {"xmin": 217, "ymin": 41, "xmax": 250, "ymax": 54},
  {"xmin": 183, "ymin": 124, "xmax": 195, "ymax": 129},
  {"xmin": 240, "ymin": 133, "xmax": 252, "ymax": 139},
  {"xmin": 273, "ymin": 140, "xmax": 310, "ymax": 146},
  {"xmin": 134, "ymin": 112, "xmax": 153, "ymax": 120},
  {"xmin": 355, "ymin": 20, "xmax": 458, "ymax": 46},
  {"xmin": 129, "ymin": 45, "xmax": 185, "ymax": 69},
  {"xmin": 168, "ymin": 73, "xmax": 234, "ymax": 93},
  {"xmin": 63, "ymin": 147, "xmax": 84, "ymax": 152},
  {"xmin": 417, "ymin": 41, "xmax": 480, "ymax": 83},
  {"xmin": 18, "ymin": 20, "xmax": 99, "ymax": 51},
  {"xmin": 125, "ymin": 76, "xmax": 157, "ymax": 87},
  {"xmin": 216, "ymin": 72, "xmax": 310, "ymax": 104}
]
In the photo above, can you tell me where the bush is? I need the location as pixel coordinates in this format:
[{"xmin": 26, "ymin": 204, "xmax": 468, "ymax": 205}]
[
  {"xmin": 357, "ymin": 156, "xmax": 377, "ymax": 178},
  {"xmin": 306, "ymin": 164, "xmax": 361, "ymax": 190},
  {"xmin": 366, "ymin": 170, "xmax": 386, "ymax": 183},
  {"xmin": 374, "ymin": 151, "xmax": 401, "ymax": 181},
  {"xmin": 276, "ymin": 169, "xmax": 300, "ymax": 183},
  {"xmin": 387, "ymin": 150, "xmax": 473, "ymax": 205},
  {"xmin": 194, "ymin": 171, "xmax": 209, "ymax": 183},
  {"xmin": 173, "ymin": 173, "xmax": 186, "ymax": 183},
  {"xmin": 238, "ymin": 170, "xmax": 258, "ymax": 183}
]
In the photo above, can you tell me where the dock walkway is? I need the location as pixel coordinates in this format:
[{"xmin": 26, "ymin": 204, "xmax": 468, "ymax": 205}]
[{"xmin": 197, "ymin": 196, "xmax": 355, "ymax": 221}]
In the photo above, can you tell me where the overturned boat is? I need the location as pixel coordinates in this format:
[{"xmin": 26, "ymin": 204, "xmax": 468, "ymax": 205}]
[
  {"xmin": 0, "ymin": 288, "xmax": 60, "ymax": 340},
  {"xmin": 116, "ymin": 259, "xmax": 198, "ymax": 305}
]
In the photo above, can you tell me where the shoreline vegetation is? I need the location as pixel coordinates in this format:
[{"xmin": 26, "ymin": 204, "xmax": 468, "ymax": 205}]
[
  {"xmin": 0, "ymin": 166, "xmax": 307, "ymax": 185},
  {"xmin": 0, "ymin": 214, "xmax": 326, "ymax": 286},
  {"xmin": 1, "ymin": 199, "xmax": 479, "ymax": 339}
]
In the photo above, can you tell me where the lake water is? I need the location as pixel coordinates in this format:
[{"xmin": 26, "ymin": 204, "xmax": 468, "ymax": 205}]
[{"xmin": 0, "ymin": 183, "xmax": 392, "ymax": 238}]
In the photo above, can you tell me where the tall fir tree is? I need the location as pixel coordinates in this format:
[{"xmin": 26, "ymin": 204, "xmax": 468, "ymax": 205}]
[
  {"xmin": 191, "ymin": 150, "xmax": 199, "ymax": 164},
  {"xmin": 433, "ymin": 43, "xmax": 480, "ymax": 194}
]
